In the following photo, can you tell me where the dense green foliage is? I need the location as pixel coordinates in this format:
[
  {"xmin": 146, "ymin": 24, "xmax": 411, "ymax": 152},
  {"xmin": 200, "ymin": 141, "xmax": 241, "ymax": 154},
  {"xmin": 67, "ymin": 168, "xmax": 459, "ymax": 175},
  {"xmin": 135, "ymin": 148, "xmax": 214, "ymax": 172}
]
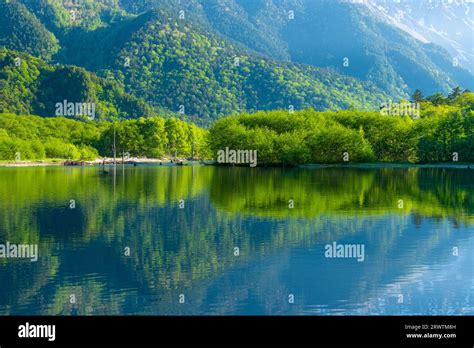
[
  {"xmin": 2, "ymin": 0, "xmax": 392, "ymax": 125},
  {"xmin": 137, "ymin": 12, "xmax": 384, "ymax": 116},
  {"xmin": 24, "ymin": 0, "xmax": 469, "ymax": 98},
  {"xmin": 60, "ymin": 9, "xmax": 388, "ymax": 124},
  {"xmin": 0, "ymin": 1, "xmax": 472, "ymax": 162},
  {"xmin": 0, "ymin": 113, "xmax": 207, "ymax": 160},
  {"xmin": 0, "ymin": 113, "xmax": 101, "ymax": 160},
  {"xmin": 98, "ymin": 116, "xmax": 208, "ymax": 159},
  {"xmin": 209, "ymin": 91, "xmax": 474, "ymax": 165},
  {"xmin": 2, "ymin": 91, "xmax": 472, "ymax": 164},
  {"xmin": 0, "ymin": 0, "xmax": 59, "ymax": 60},
  {"xmin": 193, "ymin": 0, "xmax": 474, "ymax": 97},
  {"xmin": 0, "ymin": 48, "xmax": 152, "ymax": 120},
  {"xmin": 2, "ymin": 0, "xmax": 472, "ymax": 125}
]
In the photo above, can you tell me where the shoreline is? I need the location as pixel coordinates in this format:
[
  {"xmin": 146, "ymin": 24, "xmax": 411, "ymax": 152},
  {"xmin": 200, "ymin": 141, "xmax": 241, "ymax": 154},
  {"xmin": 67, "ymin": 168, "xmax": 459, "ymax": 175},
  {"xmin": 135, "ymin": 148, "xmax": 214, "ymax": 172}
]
[
  {"xmin": 0, "ymin": 160, "xmax": 473, "ymax": 169},
  {"xmin": 0, "ymin": 158, "xmax": 190, "ymax": 167},
  {"xmin": 299, "ymin": 163, "xmax": 474, "ymax": 169}
]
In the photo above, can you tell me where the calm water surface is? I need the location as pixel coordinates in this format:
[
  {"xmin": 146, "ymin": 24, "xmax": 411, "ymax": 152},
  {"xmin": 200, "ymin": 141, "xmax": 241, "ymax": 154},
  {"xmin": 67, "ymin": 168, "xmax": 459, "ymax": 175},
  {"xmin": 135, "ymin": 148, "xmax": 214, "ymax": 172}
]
[{"xmin": 0, "ymin": 165, "xmax": 472, "ymax": 315}]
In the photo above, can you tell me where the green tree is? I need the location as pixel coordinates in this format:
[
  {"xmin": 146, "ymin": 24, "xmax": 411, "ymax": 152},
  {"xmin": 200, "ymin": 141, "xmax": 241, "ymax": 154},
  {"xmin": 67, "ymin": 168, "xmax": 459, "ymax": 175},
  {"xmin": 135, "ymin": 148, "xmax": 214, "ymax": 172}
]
[
  {"xmin": 426, "ymin": 93, "xmax": 447, "ymax": 106},
  {"xmin": 448, "ymin": 86, "xmax": 462, "ymax": 102},
  {"xmin": 412, "ymin": 89, "xmax": 424, "ymax": 103}
]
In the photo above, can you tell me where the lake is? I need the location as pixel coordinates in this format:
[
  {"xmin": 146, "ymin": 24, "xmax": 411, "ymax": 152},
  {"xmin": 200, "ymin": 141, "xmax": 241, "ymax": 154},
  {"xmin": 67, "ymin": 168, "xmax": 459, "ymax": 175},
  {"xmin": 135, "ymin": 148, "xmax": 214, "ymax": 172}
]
[{"xmin": 0, "ymin": 165, "xmax": 472, "ymax": 315}]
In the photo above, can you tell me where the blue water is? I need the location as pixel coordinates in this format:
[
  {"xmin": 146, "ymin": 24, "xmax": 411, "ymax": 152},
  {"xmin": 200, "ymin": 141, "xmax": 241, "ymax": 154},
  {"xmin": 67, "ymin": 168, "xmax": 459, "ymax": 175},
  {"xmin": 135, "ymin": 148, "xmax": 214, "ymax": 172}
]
[{"xmin": 0, "ymin": 165, "xmax": 472, "ymax": 315}]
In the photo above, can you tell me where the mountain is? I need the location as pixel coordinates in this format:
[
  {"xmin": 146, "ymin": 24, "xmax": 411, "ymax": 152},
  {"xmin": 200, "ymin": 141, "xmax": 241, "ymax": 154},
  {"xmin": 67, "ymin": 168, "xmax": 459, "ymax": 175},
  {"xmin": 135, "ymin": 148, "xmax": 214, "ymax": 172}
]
[
  {"xmin": 0, "ymin": 48, "xmax": 152, "ymax": 119},
  {"xmin": 0, "ymin": 0, "xmax": 472, "ymax": 124},
  {"xmin": 1, "ymin": 0, "xmax": 391, "ymax": 125},
  {"xmin": 171, "ymin": 0, "xmax": 473, "ymax": 97},
  {"xmin": 0, "ymin": 0, "xmax": 59, "ymax": 60},
  {"xmin": 84, "ymin": 0, "xmax": 473, "ymax": 97},
  {"xmin": 365, "ymin": 0, "xmax": 474, "ymax": 73},
  {"xmin": 68, "ymin": 9, "xmax": 390, "ymax": 121},
  {"xmin": 21, "ymin": 0, "xmax": 128, "ymax": 31}
]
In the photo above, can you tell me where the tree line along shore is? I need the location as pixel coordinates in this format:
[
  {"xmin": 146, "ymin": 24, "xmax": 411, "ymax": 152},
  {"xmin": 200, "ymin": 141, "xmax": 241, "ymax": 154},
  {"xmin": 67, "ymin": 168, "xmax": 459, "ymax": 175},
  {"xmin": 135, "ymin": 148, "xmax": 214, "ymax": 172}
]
[{"xmin": 0, "ymin": 90, "xmax": 473, "ymax": 166}]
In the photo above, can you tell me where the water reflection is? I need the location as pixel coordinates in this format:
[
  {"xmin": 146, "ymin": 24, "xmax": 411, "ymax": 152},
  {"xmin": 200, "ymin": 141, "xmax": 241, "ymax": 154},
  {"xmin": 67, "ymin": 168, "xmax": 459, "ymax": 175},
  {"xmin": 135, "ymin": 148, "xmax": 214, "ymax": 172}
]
[{"xmin": 0, "ymin": 166, "xmax": 472, "ymax": 315}]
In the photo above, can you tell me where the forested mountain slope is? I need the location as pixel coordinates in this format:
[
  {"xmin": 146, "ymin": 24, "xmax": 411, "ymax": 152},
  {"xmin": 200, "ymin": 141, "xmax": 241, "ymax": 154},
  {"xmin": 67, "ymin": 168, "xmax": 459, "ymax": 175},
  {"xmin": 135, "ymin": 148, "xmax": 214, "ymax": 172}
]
[
  {"xmin": 0, "ymin": 0, "xmax": 472, "ymax": 124},
  {"xmin": 184, "ymin": 0, "xmax": 473, "ymax": 97},
  {"xmin": 0, "ymin": 48, "xmax": 152, "ymax": 120},
  {"xmin": 1, "ymin": 1, "xmax": 391, "ymax": 124}
]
